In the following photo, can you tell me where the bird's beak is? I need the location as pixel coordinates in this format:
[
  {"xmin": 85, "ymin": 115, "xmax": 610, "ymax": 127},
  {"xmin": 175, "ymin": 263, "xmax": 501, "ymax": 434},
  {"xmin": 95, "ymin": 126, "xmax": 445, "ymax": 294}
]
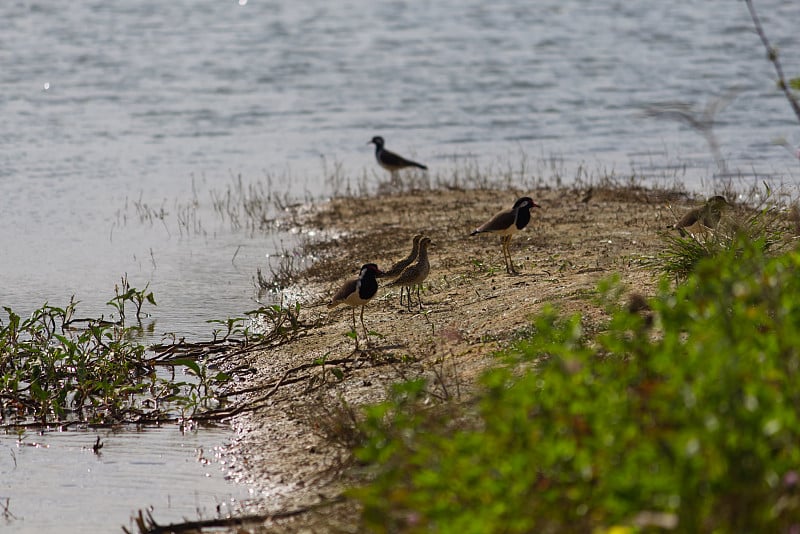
[
  {"xmin": 367, "ymin": 140, "xmax": 373, "ymax": 145},
  {"xmin": 533, "ymin": 202, "xmax": 542, "ymax": 209}
]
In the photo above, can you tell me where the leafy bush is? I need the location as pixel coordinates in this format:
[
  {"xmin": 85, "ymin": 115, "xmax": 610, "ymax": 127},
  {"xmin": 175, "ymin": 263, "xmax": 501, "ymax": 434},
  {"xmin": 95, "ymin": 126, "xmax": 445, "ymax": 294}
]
[{"xmin": 353, "ymin": 237, "xmax": 800, "ymax": 533}]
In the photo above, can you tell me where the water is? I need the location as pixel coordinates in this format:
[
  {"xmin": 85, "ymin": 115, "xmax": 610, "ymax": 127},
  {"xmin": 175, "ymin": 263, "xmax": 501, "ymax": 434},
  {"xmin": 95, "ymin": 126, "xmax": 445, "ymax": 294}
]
[
  {"xmin": 0, "ymin": 427, "xmax": 253, "ymax": 533},
  {"xmin": 1, "ymin": 0, "xmax": 800, "ymax": 530},
  {"xmin": 2, "ymin": 0, "xmax": 800, "ymax": 337}
]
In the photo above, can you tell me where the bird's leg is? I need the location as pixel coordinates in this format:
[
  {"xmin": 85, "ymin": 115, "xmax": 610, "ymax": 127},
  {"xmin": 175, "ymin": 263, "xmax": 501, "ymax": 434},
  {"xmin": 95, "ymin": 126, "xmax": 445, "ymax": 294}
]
[
  {"xmin": 498, "ymin": 237, "xmax": 507, "ymax": 272},
  {"xmin": 351, "ymin": 307, "xmax": 359, "ymax": 350},
  {"xmin": 501, "ymin": 236, "xmax": 512, "ymax": 274},
  {"xmin": 416, "ymin": 284, "xmax": 423, "ymax": 309},
  {"xmin": 507, "ymin": 236, "xmax": 519, "ymax": 274},
  {"xmin": 359, "ymin": 305, "xmax": 369, "ymax": 342}
]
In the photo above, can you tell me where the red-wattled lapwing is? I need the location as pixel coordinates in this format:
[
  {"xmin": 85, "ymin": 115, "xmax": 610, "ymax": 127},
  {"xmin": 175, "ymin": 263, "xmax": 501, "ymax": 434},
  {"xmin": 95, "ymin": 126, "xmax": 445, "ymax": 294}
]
[
  {"xmin": 388, "ymin": 237, "xmax": 432, "ymax": 310},
  {"xmin": 673, "ymin": 195, "xmax": 730, "ymax": 237},
  {"xmin": 369, "ymin": 136, "xmax": 427, "ymax": 180},
  {"xmin": 470, "ymin": 197, "xmax": 540, "ymax": 275},
  {"xmin": 328, "ymin": 263, "xmax": 383, "ymax": 349}
]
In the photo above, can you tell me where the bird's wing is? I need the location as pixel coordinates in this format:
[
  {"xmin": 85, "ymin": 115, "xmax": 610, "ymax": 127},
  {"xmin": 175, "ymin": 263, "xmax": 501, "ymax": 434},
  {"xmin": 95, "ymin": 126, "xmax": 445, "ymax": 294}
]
[
  {"xmin": 675, "ymin": 208, "xmax": 700, "ymax": 229},
  {"xmin": 473, "ymin": 208, "xmax": 515, "ymax": 234},
  {"xmin": 381, "ymin": 149, "xmax": 427, "ymax": 170},
  {"xmin": 384, "ymin": 255, "xmax": 415, "ymax": 277},
  {"xmin": 329, "ymin": 278, "xmax": 358, "ymax": 307}
]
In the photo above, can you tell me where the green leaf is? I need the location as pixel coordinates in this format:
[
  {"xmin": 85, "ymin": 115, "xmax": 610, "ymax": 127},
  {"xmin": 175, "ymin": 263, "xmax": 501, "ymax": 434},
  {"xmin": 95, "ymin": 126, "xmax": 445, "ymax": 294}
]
[
  {"xmin": 172, "ymin": 358, "xmax": 202, "ymax": 376},
  {"xmin": 30, "ymin": 380, "xmax": 47, "ymax": 401},
  {"xmin": 213, "ymin": 372, "xmax": 231, "ymax": 383},
  {"xmin": 789, "ymin": 77, "xmax": 800, "ymax": 91}
]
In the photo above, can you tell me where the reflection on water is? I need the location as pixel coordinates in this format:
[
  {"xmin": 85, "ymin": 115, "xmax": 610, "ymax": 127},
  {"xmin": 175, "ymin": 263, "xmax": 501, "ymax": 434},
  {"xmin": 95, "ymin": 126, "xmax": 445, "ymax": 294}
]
[{"xmin": 0, "ymin": 427, "xmax": 253, "ymax": 533}]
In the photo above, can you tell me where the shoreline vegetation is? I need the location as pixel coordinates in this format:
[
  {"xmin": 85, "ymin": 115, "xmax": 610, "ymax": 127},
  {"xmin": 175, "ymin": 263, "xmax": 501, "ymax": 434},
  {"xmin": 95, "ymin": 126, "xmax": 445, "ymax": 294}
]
[{"xmin": 3, "ymin": 167, "xmax": 799, "ymax": 532}]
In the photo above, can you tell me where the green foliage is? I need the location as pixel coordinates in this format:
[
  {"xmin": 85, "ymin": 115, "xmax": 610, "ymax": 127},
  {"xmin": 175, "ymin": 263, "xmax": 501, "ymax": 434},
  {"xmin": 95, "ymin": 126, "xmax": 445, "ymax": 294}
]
[
  {"xmin": 353, "ymin": 238, "xmax": 800, "ymax": 533},
  {"xmin": 655, "ymin": 230, "xmax": 726, "ymax": 281},
  {"xmin": 170, "ymin": 357, "xmax": 230, "ymax": 416},
  {"xmin": 107, "ymin": 275, "xmax": 156, "ymax": 325},
  {"xmin": 209, "ymin": 301, "xmax": 305, "ymax": 343},
  {"xmin": 0, "ymin": 289, "xmax": 228, "ymax": 427}
]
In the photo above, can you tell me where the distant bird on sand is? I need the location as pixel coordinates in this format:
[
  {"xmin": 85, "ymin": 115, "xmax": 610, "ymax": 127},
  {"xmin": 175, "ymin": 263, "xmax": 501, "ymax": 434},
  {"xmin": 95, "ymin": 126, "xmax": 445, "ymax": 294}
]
[
  {"xmin": 328, "ymin": 263, "xmax": 383, "ymax": 349},
  {"xmin": 470, "ymin": 196, "xmax": 540, "ymax": 275},
  {"xmin": 389, "ymin": 237, "xmax": 432, "ymax": 311},
  {"xmin": 369, "ymin": 136, "xmax": 427, "ymax": 178},
  {"xmin": 673, "ymin": 195, "xmax": 730, "ymax": 237},
  {"xmin": 379, "ymin": 234, "xmax": 424, "ymax": 280}
]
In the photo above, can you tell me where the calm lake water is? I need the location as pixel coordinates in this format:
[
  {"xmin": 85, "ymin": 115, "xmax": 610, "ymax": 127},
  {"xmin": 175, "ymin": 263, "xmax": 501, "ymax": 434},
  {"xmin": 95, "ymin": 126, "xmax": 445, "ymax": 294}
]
[
  {"xmin": 1, "ymin": 0, "xmax": 799, "ymax": 530},
  {"xmin": 0, "ymin": 426, "xmax": 253, "ymax": 533}
]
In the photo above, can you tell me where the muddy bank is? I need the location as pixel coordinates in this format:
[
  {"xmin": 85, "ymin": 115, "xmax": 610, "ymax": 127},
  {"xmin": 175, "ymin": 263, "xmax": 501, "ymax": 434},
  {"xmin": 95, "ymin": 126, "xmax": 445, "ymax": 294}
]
[{"xmin": 224, "ymin": 185, "xmax": 690, "ymax": 530}]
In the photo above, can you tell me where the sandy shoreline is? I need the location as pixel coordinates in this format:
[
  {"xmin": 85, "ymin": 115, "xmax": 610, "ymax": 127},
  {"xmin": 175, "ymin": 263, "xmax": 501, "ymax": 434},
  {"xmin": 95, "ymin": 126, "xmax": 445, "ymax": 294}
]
[{"xmin": 222, "ymin": 184, "xmax": 691, "ymax": 530}]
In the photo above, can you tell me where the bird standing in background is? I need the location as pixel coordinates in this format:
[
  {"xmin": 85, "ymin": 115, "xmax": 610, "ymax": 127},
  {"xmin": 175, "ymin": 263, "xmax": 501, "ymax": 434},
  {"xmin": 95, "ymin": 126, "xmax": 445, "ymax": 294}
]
[
  {"xmin": 328, "ymin": 263, "xmax": 383, "ymax": 349},
  {"xmin": 369, "ymin": 136, "xmax": 427, "ymax": 179},
  {"xmin": 389, "ymin": 237, "xmax": 432, "ymax": 311},
  {"xmin": 674, "ymin": 195, "xmax": 730, "ymax": 237},
  {"xmin": 470, "ymin": 196, "xmax": 540, "ymax": 275}
]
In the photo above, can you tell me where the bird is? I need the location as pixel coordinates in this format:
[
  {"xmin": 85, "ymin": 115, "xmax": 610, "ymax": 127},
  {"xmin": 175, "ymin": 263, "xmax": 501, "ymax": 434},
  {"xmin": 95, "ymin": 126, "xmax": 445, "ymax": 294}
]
[
  {"xmin": 470, "ymin": 197, "xmax": 540, "ymax": 274},
  {"xmin": 388, "ymin": 237, "xmax": 432, "ymax": 310},
  {"xmin": 674, "ymin": 195, "xmax": 730, "ymax": 237},
  {"xmin": 368, "ymin": 136, "xmax": 427, "ymax": 179},
  {"xmin": 378, "ymin": 234, "xmax": 424, "ymax": 279},
  {"xmin": 328, "ymin": 263, "xmax": 383, "ymax": 349}
]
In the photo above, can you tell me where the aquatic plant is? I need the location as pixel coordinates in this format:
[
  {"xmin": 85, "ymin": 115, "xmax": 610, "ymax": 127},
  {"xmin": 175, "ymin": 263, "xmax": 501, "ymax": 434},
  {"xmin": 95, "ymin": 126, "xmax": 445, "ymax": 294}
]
[{"xmin": 0, "ymin": 283, "xmax": 308, "ymax": 427}]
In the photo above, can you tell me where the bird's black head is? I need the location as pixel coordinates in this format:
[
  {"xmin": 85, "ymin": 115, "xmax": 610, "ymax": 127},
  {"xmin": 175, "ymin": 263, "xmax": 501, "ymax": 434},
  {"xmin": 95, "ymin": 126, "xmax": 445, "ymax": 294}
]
[
  {"xmin": 360, "ymin": 263, "xmax": 383, "ymax": 277},
  {"xmin": 514, "ymin": 197, "xmax": 540, "ymax": 210},
  {"xmin": 368, "ymin": 136, "xmax": 385, "ymax": 148}
]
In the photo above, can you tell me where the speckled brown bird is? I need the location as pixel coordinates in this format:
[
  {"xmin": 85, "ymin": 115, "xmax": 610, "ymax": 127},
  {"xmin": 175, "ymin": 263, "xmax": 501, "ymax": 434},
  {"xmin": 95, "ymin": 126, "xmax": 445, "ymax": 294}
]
[
  {"xmin": 379, "ymin": 234, "xmax": 424, "ymax": 279},
  {"xmin": 470, "ymin": 196, "xmax": 540, "ymax": 274},
  {"xmin": 388, "ymin": 237, "xmax": 432, "ymax": 310},
  {"xmin": 328, "ymin": 263, "xmax": 383, "ymax": 348},
  {"xmin": 674, "ymin": 195, "xmax": 730, "ymax": 237}
]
